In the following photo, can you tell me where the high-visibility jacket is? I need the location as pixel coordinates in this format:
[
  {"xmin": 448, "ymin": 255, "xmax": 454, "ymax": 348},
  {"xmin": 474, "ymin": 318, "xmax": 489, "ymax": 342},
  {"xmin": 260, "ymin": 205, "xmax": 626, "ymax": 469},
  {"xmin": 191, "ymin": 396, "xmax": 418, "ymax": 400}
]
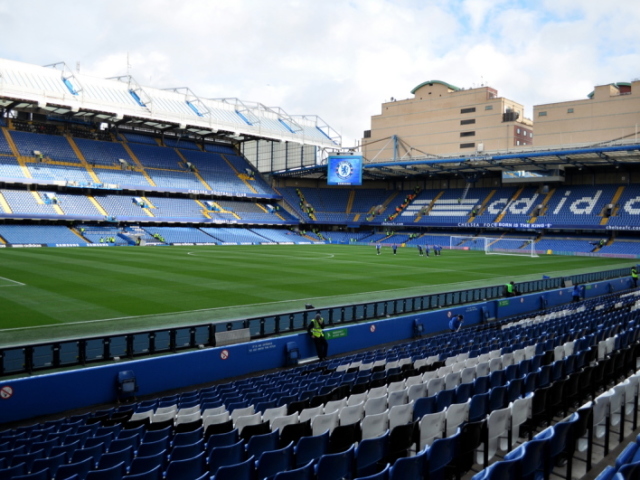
[
  {"xmin": 310, "ymin": 318, "xmax": 324, "ymax": 338},
  {"xmin": 632, "ymin": 268, "xmax": 638, "ymax": 279},
  {"xmin": 505, "ymin": 283, "xmax": 513, "ymax": 294}
]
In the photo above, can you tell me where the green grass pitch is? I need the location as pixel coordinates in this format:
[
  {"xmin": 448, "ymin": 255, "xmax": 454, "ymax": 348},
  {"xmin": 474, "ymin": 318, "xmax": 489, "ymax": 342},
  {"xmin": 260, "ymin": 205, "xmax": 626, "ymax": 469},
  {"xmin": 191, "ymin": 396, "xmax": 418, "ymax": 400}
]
[{"xmin": 0, "ymin": 244, "xmax": 632, "ymax": 346}]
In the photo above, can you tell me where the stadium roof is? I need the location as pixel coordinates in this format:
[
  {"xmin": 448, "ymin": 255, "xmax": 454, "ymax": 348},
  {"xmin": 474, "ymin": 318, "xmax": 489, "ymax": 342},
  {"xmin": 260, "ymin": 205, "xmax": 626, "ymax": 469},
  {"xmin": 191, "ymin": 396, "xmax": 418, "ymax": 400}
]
[
  {"xmin": 272, "ymin": 141, "xmax": 640, "ymax": 180},
  {"xmin": 0, "ymin": 58, "xmax": 341, "ymax": 148}
]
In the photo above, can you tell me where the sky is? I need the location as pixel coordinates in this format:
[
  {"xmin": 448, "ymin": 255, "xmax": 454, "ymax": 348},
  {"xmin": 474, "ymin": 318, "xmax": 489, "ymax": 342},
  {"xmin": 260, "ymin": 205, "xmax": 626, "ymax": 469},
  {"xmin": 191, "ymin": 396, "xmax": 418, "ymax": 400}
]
[{"xmin": 0, "ymin": 0, "xmax": 638, "ymax": 148}]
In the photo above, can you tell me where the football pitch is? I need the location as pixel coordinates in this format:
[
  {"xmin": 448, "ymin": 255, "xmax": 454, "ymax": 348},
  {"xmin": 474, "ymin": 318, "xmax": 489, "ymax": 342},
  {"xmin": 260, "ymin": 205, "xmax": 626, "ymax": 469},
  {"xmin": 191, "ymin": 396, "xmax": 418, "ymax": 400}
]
[{"xmin": 0, "ymin": 244, "xmax": 633, "ymax": 346}]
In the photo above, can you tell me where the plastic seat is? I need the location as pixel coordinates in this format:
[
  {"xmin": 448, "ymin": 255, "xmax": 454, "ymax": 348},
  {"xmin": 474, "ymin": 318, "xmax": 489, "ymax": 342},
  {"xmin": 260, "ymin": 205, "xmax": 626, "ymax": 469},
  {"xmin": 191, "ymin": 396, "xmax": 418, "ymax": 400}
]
[
  {"xmin": 353, "ymin": 463, "xmax": 389, "ymax": 480},
  {"xmin": 280, "ymin": 420, "xmax": 312, "ymax": 448},
  {"xmin": 478, "ymin": 406, "xmax": 511, "ymax": 467},
  {"xmin": 413, "ymin": 396, "xmax": 437, "ymax": 421},
  {"xmin": 234, "ymin": 412, "xmax": 262, "ymax": 434},
  {"xmin": 10, "ymin": 468, "xmax": 50, "ymax": 480},
  {"xmin": 168, "ymin": 439, "xmax": 204, "ymax": 463},
  {"xmin": 255, "ymin": 442, "xmax": 294, "ymax": 480},
  {"xmin": 315, "ymin": 444, "xmax": 355, "ymax": 480},
  {"xmin": 208, "ymin": 439, "xmax": 246, "ymax": 476},
  {"xmin": 142, "ymin": 426, "xmax": 171, "ymax": 444},
  {"xmin": 436, "ymin": 389, "xmax": 455, "ymax": 412},
  {"xmin": 136, "ymin": 437, "xmax": 170, "ymax": 458},
  {"xmin": 329, "ymin": 423, "xmax": 362, "ymax": 455},
  {"xmin": 427, "ymin": 429, "xmax": 460, "ymax": 480},
  {"xmin": 504, "ymin": 427, "xmax": 553, "ymax": 480},
  {"xmin": 55, "ymin": 456, "xmax": 93, "ymax": 480},
  {"xmin": 407, "ymin": 383, "xmax": 427, "ymax": 403},
  {"xmin": 211, "ymin": 455, "xmax": 255, "ymax": 480},
  {"xmin": 355, "ymin": 430, "xmax": 389, "ymax": 477},
  {"xmin": 364, "ymin": 396, "xmax": 387, "ymax": 416},
  {"xmin": 237, "ymin": 421, "xmax": 269, "ymax": 442},
  {"xmin": 246, "ymin": 430, "xmax": 280, "ymax": 460},
  {"xmin": 71, "ymin": 442, "xmax": 104, "ymax": 467},
  {"xmin": 271, "ymin": 413, "xmax": 299, "ymax": 433},
  {"xmin": 387, "ymin": 422, "xmax": 415, "ymax": 463},
  {"xmin": 10, "ymin": 450, "xmax": 45, "ymax": 473},
  {"xmin": 446, "ymin": 400, "xmax": 470, "ymax": 437},
  {"xmin": 387, "ymin": 389, "xmax": 408, "ymax": 409},
  {"xmin": 361, "ymin": 410, "xmax": 389, "ymax": 440},
  {"xmin": 427, "ymin": 377, "xmax": 445, "ymax": 397},
  {"xmin": 28, "ymin": 438, "xmax": 58, "ymax": 457},
  {"xmin": 124, "ymin": 465, "xmax": 162, "ymax": 480},
  {"xmin": 511, "ymin": 393, "xmax": 533, "ymax": 441},
  {"xmin": 547, "ymin": 413, "xmax": 579, "ymax": 480},
  {"xmin": 298, "ymin": 406, "xmax": 323, "ymax": 424},
  {"xmin": 171, "ymin": 428, "xmax": 204, "ymax": 449},
  {"xmin": 273, "ymin": 459, "xmax": 315, "ymax": 480},
  {"xmin": 339, "ymin": 403, "xmax": 365, "ymax": 426},
  {"xmin": 473, "ymin": 376, "xmax": 490, "ymax": 396},
  {"xmin": 109, "ymin": 433, "xmax": 141, "ymax": 454},
  {"xmin": 294, "ymin": 431, "xmax": 329, "ymax": 467},
  {"xmin": 312, "ymin": 411, "xmax": 339, "ymax": 436},
  {"xmin": 469, "ymin": 392, "xmax": 489, "ymax": 423},
  {"xmin": 128, "ymin": 451, "xmax": 166, "ymax": 476},
  {"xmin": 348, "ymin": 393, "xmax": 368, "ymax": 406},
  {"xmin": 388, "ymin": 446, "xmax": 426, "ymax": 480},
  {"xmin": 388, "ymin": 402, "xmax": 413, "ymax": 430},
  {"xmin": 0, "ymin": 462, "xmax": 27, "ymax": 479},
  {"xmin": 85, "ymin": 461, "xmax": 126, "ymax": 480},
  {"xmin": 418, "ymin": 409, "xmax": 446, "ymax": 450},
  {"xmin": 457, "ymin": 420, "xmax": 487, "ymax": 478},
  {"xmin": 471, "ymin": 453, "xmax": 521, "ymax": 480},
  {"xmin": 97, "ymin": 445, "xmax": 134, "ymax": 470},
  {"xmin": 205, "ymin": 428, "xmax": 239, "ymax": 454},
  {"xmin": 29, "ymin": 451, "xmax": 67, "ymax": 478},
  {"xmin": 165, "ymin": 451, "xmax": 206, "ymax": 480},
  {"xmin": 489, "ymin": 385, "xmax": 508, "ymax": 411}
]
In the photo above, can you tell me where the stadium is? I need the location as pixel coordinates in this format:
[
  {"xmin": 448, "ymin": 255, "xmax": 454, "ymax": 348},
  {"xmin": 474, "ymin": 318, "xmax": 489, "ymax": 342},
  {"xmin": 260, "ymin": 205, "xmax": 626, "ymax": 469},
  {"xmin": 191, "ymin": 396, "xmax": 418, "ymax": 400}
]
[{"xmin": 0, "ymin": 53, "xmax": 639, "ymax": 480}]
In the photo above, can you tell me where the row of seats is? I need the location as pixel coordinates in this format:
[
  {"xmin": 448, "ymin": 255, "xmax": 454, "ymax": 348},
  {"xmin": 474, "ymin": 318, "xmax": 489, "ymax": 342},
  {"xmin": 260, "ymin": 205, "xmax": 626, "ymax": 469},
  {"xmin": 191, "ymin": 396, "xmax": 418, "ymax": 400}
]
[{"xmin": 2, "ymin": 291, "xmax": 639, "ymax": 480}]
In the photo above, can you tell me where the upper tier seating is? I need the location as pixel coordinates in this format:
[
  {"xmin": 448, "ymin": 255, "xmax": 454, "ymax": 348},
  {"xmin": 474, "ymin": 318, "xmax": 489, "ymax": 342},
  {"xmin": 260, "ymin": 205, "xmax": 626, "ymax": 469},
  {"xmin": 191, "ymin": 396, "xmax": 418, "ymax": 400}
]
[
  {"xmin": 10, "ymin": 131, "xmax": 80, "ymax": 163},
  {"xmin": 74, "ymin": 138, "xmax": 133, "ymax": 167}
]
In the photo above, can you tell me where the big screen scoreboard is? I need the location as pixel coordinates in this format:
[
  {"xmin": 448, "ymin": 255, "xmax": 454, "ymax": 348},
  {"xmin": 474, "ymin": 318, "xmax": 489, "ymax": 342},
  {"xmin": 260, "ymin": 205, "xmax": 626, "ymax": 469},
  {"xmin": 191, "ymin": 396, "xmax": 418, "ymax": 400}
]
[{"xmin": 327, "ymin": 155, "xmax": 363, "ymax": 186}]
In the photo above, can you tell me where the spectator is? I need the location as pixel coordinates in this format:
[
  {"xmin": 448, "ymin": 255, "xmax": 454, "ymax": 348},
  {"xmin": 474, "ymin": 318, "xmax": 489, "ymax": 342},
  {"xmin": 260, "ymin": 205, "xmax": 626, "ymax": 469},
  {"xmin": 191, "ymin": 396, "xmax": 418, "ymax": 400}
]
[{"xmin": 449, "ymin": 314, "xmax": 464, "ymax": 332}]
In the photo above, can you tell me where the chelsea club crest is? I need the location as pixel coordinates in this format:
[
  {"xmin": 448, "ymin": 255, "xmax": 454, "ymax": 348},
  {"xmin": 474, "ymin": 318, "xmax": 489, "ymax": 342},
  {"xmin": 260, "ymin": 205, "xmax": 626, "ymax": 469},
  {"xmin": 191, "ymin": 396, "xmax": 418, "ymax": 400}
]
[{"xmin": 336, "ymin": 160, "xmax": 353, "ymax": 180}]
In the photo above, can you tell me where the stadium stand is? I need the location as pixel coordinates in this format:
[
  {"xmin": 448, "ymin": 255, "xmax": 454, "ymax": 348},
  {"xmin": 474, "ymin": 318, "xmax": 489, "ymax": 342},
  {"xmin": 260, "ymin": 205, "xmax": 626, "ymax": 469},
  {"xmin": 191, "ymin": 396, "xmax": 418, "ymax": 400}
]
[{"xmin": 3, "ymin": 288, "xmax": 640, "ymax": 480}]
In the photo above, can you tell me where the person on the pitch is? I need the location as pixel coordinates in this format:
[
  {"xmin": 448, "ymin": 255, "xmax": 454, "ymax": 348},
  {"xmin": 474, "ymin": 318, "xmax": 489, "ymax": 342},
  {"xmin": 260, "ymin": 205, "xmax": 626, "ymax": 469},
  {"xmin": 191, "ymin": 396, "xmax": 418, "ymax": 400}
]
[
  {"xmin": 376, "ymin": 244, "xmax": 381, "ymax": 255},
  {"xmin": 418, "ymin": 245, "xmax": 423, "ymax": 256},
  {"xmin": 393, "ymin": 244, "xmax": 397, "ymax": 255}
]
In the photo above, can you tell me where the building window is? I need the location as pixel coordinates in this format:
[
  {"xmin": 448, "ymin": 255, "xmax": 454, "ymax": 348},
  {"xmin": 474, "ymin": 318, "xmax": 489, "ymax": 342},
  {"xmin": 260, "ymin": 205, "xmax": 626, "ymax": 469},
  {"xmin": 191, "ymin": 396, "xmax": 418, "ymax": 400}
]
[
  {"xmin": 461, "ymin": 107, "xmax": 476, "ymax": 114},
  {"xmin": 516, "ymin": 140, "xmax": 520, "ymax": 145},
  {"xmin": 460, "ymin": 143, "xmax": 475, "ymax": 149},
  {"xmin": 567, "ymin": 108, "xmax": 574, "ymax": 113},
  {"xmin": 517, "ymin": 128, "xmax": 521, "ymax": 134},
  {"xmin": 538, "ymin": 111, "xmax": 547, "ymax": 117},
  {"xmin": 485, "ymin": 105, "xmax": 493, "ymax": 110},
  {"xmin": 460, "ymin": 131, "xmax": 475, "ymax": 137},
  {"xmin": 460, "ymin": 119, "xmax": 476, "ymax": 125}
]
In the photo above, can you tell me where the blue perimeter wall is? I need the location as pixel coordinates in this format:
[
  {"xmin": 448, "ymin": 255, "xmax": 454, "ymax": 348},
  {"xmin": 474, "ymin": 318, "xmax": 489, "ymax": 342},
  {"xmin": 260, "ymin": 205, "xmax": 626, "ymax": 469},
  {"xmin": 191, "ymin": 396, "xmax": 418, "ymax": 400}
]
[{"xmin": 0, "ymin": 275, "xmax": 635, "ymax": 424}]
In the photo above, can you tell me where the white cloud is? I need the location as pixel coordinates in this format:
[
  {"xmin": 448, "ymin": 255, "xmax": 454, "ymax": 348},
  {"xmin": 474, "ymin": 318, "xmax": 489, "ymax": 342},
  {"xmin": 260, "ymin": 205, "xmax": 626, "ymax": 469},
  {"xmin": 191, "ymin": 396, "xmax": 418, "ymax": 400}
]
[{"xmin": 0, "ymin": 0, "xmax": 637, "ymax": 151}]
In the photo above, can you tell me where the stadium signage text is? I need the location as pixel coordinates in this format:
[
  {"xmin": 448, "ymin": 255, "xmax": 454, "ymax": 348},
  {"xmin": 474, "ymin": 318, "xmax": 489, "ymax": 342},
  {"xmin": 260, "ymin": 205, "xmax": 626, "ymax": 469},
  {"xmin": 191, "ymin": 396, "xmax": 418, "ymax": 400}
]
[
  {"xmin": 248, "ymin": 341, "xmax": 277, "ymax": 353},
  {"xmin": 459, "ymin": 222, "xmax": 553, "ymax": 229},
  {"xmin": 325, "ymin": 328, "xmax": 348, "ymax": 340},
  {"xmin": 606, "ymin": 225, "xmax": 640, "ymax": 231}
]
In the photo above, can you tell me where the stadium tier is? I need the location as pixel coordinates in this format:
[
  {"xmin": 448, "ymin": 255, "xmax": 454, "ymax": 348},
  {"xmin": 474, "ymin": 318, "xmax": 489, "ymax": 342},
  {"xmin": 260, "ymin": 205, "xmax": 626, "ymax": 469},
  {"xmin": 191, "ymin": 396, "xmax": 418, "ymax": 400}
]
[{"xmin": 2, "ymin": 285, "xmax": 640, "ymax": 480}]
